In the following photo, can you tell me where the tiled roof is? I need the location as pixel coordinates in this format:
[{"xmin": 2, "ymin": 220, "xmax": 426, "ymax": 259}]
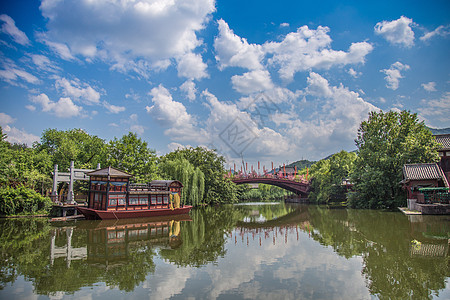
[
  {"xmin": 402, "ymin": 163, "xmax": 443, "ymax": 181},
  {"xmin": 86, "ymin": 166, "xmax": 133, "ymax": 178},
  {"xmin": 434, "ymin": 134, "xmax": 450, "ymax": 150}
]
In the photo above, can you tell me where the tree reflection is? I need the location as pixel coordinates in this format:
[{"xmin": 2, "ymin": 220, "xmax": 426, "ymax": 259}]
[
  {"xmin": 306, "ymin": 207, "xmax": 449, "ymax": 299},
  {"xmin": 0, "ymin": 205, "xmax": 448, "ymax": 298}
]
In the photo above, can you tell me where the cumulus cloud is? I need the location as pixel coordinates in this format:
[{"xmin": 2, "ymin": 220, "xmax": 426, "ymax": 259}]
[
  {"xmin": 146, "ymin": 84, "xmax": 206, "ymax": 142},
  {"xmin": 30, "ymin": 93, "xmax": 82, "ymax": 118},
  {"xmin": 231, "ymin": 70, "xmax": 274, "ymax": 94},
  {"xmin": 348, "ymin": 68, "xmax": 361, "ymax": 78},
  {"xmin": 420, "ymin": 25, "xmax": 450, "ymax": 41},
  {"xmin": 180, "ymin": 80, "xmax": 197, "ymax": 101},
  {"xmin": 279, "ymin": 72, "xmax": 379, "ymax": 159},
  {"xmin": 39, "ymin": 0, "xmax": 215, "ymax": 75},
  {"xmin": 418, "ymin": 92, "xmax": 450, "ymax": 127},
  {"xmin": 381, "ymin": 61, "xmax": 410, "ymax": 90},
  {"xmin": 265, "ymin": 25, "xmax": 373, "ymax": 81},
  {"xmin": 0, "ymin": 14, "xmax": 30, "ymax": 46},
  {"xmin": 55, "ymin": 77, "xmax": 101, "ymax": 105},
  {"xmin": 103, "ymin": 102, "xmax": 125, "ymax": 114},
  {"xmin": 422, "ymin": 81, "xmax": 437, "ymax": 92},
  {"xmin": 374, "ymin": 16, "xmax": 415, "ymax": 47},
  {"xmin": 176, "ymin": 52, "xmax": 208, "ymax": 80},
  {"xmin": 0, "ymin": 113, "xmax": 39, "ymax": 146},
  {"xmin": 214, "ymin": 19, "xmax": 265, "ymax": 70},
  {"xmin": 202, "ymin": 89, "xmax": 294, "ymax": 159}
]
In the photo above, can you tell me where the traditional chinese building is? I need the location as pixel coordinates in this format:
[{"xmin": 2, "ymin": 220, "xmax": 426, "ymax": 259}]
[
  {"xmin": 401, "ymin": 163, "xmax": 449, "ymax": 214},
  {"xmin": 435, "ymin": 134, "xmax": 450, "ymax": 182}
]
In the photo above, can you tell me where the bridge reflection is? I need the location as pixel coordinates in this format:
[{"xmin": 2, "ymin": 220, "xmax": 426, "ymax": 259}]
[{"xmin": 232, "ymin": 177, "xmax": 310, "ymax": 196}]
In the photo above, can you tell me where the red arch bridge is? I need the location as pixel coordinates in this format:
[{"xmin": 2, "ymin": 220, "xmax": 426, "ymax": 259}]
[{"xmin": 232, "ymin": 177, "xmax": 311, "ymax": 197}]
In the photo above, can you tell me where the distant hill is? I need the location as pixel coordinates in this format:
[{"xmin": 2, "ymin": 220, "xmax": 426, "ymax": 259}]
[
  {"xmin": 429, "ymin": 127, "xmax": 450, "ymax": 135},
  {"xmin": 286, "ymin": 159, "xmax": 316, "ymax": 170}
]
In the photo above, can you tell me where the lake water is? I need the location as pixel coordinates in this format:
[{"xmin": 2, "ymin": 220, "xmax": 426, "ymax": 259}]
[{"xmin": 0, "ymin": 203, "xmax": 449, "ymax": 299}]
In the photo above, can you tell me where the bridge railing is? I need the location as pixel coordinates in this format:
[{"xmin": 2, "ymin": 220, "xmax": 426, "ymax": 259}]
[{"xmin": 228, "ymin": 173, "xmax": 309, "ymax": 184}]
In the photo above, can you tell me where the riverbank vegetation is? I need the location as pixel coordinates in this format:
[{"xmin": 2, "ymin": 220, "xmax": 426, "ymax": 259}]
[
  {"xmin": 306, "ymin": 110, "xmax": 440, "ymax": 209},
  {"xmin": 0, "ymin": 109, "xmax": 442, "ymax": 215},
  {"xmin": 237, "ymin": 184, "xmax": 290, "ymax": 201},
  {"xmin": 0, "ymin": 127, "xmax": 236, "ymax": 215}
]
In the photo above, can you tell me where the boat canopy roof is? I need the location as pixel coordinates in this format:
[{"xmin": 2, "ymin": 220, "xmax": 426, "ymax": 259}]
[{"xmin": 150, "ymin": 180, "xmax": 183, "ymax": 188}]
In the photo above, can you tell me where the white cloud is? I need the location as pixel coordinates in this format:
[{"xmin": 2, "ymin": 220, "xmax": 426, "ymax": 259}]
[
  {"xmin": 280, "ymin": 23, "xmax": 289, "ymax": 28},
  {"xmin": 214, "ymin": 19, "xmax": 265, "ymax": 70},
  {"xmin": 0, "ymin": 112, "xmax": 15, "ymax": 127},
  {"xmin": 381, "ymin": 61, "xmax": 410, "ymax": 90},
  {"xmin": 29, "ymin": 54, "xmax": 60, "ymax": 73},
  {"xmin": 420, "ymin": 25, "xmax": 450, "ymax": 41},
  {"xmin": 374, "ymin": 16, "xmax": 415, "ymax": 47},
  {"xmin": 265, "ymin": 25, "xmax": 373, "ymax": 81},
  {"xmin": 180, "ymin": 80, "xmax": 197, "ymax": 101},
  {"xmin": 25, "ymin": 105, "xmax": 36, "ymax": 111},
  {"xmin": 30, "ymin": 93, "xmax": 82, "ymax": 118},
  {"xmin": 422, "ymin": 81, "xmax": 437, "ymax": 92},
  {"xmin": 55, "ymin": 77, "xmax": 101, "ymax": 105},
  {"xmin": 348, "ymin": 68, "xmax": 361, "ymax": 78},
  {"xmin": 103, "ymin": 102, "xmax": 125, "ymax": 114},
  {"xmin": 306, "ymin": 71, "xmax": 332, "ymax": 97},
  {"xmin": 231, "ymin": 70, "xmax": 274, "ymax": 94},
  {"xmin": 418, "ymin": 92, "xmax": 450, "ymax": 127},
  {"xmin": 176, "ymin": 52, "xmax": 208, "ymax": 80},
  {"xmin": 40, "ymin": 38, "xmax": 76, "ymax": 61},
  {"xmin": 0, "ymin": 112, "xmax": 39, "ymax": 146},
  {"xmin": 0, "ymin": 14, "xmax": 30, "ymax": 46},
  {"xmin": 0, "ymin": 59, "xmax": 40, "ymax": 85},
  {"xmin": 280, "ymin": 72, "xmax": 379, "ymax": 159},
  {"xmin": 146, "ymin": 84, "xmax": 205, "ymax": 142},
  {"xmin": 40, "ymin": 0, "xmax": 215, "ymax": 75},
  {"xmin": 202, "ymin": 89, "xmax": 295, "ymax": 159}
]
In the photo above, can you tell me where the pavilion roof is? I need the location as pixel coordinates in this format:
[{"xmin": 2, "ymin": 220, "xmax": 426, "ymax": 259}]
[
  {"xmin": 86, "ymin": 166, "xmax": 133, "ymax": 178},
  {"xmin": 434, "ymin": 134, "xmax": 450, "ymax": 151},
  {"xmin": 402, "ymin": 163, "xmax": 444, "ymax": 181}
]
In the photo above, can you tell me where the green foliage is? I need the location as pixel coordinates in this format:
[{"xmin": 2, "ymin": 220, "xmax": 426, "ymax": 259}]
[
  {"xmin": 105, "ymin": 132, "xmax": 158, "ymax": 183},
  {"xmin": 162, "ymin": 147, "xmax": 237, "ymax": 204},
  {"xmin": 0, "ymin": 186, "xmax": 52, "ymax": 215},
  {"xmin": 237, "ymin": 183, "xmax": 289, "ymax": 201},
  {"xmin": 350, "ymin": 110, "xmax": 440, "ymax": 209},
  {"xmin": 308, "ymin": 151, "xmax": 357, "ymax": 203},
  {"xmin": 286, "ymin": 159, "xmax": 316, "ymax": 170},
  {"xmin": 36, "ymin": 128, "xmax": 105, "ymax": 170},
  {"xmin": 159, "ymin": 157, "xmax": 205, "ymax": 206},
  {"xmin": 0, "ymin": 131, "xmax": 52, "ymax": 193}
]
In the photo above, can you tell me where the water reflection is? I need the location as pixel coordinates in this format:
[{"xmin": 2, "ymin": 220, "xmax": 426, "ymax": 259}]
[{"xmin": 0, "ymin": 204, "xmax": 448, "ymax": 299}]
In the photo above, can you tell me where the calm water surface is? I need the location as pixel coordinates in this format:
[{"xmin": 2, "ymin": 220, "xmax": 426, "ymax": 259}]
[{"xmin": 0, "ymin": 203, "xmax": 449, "ymax": 299}]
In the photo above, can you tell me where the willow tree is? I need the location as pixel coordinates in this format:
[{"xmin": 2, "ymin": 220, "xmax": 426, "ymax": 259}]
[{"xmin": 159, "ymin": 158, "xmax": 205, "ymax": 207}]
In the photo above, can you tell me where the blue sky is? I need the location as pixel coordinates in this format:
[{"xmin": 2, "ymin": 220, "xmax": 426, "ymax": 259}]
[{"xmin": 0, "ymin": 0, "xmax": 449, "ymax": 169}]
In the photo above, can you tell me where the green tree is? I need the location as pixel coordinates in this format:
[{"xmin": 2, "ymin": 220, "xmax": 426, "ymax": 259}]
[
  {"xmin": 159, "ymin": 157, "xmax": 205, "ymax": 206},
  {"xmin": 350, "ymin": 110, "xmax": 439, "ymax": 209},
  {"xmin": 162, "ymin": 147, "xmax": 237, "ymax": 204},
  {"xmin": 308, "ymin": 150, "xmax": 357, "ymax": 203},
  {"xmin": 105, "ymin": 132, "xmax": 158, "ymax": 183},
  {"xmin": 36, "ymin": 128, "xmax": 105, "ymax": 170}
]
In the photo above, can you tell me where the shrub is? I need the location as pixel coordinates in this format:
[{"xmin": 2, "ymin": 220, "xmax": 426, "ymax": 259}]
[{"xmin": 0, "ymin": 186, "xmax": 52, "ymax": 216}]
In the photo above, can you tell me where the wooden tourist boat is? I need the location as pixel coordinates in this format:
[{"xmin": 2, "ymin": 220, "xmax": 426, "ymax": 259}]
[{"xmin": 76, "ymin": 167, "xmax": 192, "ymax": 220}]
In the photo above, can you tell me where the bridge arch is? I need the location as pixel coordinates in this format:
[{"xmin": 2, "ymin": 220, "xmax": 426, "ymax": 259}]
[{"xmin": 232, "ymin": 177, "xmax": 310, "ymax": 197}]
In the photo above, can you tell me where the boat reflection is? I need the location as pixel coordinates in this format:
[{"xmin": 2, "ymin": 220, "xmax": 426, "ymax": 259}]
[{"xmin": 51, "ymin": 215, "xmax": 191, "ymax": 268}]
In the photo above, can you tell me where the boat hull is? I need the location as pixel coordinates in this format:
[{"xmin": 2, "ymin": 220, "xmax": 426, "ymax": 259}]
[{"xmin": 77, "ymin": 206, "xmax": 192, "ymax": 220}]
